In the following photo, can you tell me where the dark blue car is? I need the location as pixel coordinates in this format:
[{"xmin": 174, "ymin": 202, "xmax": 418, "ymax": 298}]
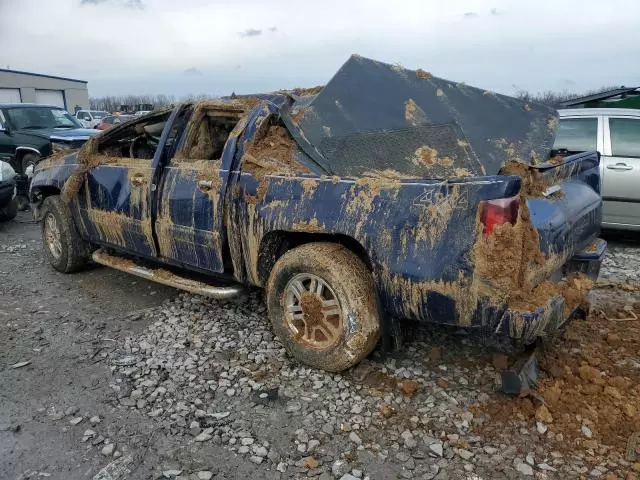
[
  {"xmin": 0, "ymin": 103, "xmax": 98, "ymax": 175},
  {"xmin": 29, "ymin": 56, "xmax": 605, "ymax": 372}
]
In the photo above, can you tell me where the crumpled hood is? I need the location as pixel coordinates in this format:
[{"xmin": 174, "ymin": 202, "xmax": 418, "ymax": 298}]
[{"xmin": 286, "ymin": 55, "xmax": 559, "ymax": 178}]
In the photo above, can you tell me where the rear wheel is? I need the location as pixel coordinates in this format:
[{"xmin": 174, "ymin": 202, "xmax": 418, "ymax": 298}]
[
  {"xmin": 266, "ymin": 242, "xmax": 381, "ymax": 372},
  {"xmin": 41, "ymin": 195, "xmax": 91, "ymax": 273}
]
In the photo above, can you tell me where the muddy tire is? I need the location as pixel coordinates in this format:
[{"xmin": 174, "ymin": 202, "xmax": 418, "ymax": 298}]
[
  {"xmin": 41, "ymin": 195, "xmax": 90, "ymax": 273},
  {"xmin": 0, "ymin": 197, "xmax": 18, "ymax": 221},
  {"xmin": 266, "ymin": 242, "xmax": 381, "ymax": 372}
]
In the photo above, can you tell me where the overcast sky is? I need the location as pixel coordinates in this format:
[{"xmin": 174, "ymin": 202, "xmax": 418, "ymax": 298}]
[{"xmin": 1, "ymin": 0, "xmax": 638, "ymax": 98}]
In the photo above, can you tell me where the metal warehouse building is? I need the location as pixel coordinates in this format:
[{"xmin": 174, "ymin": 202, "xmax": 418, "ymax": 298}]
[{"xmin": 0, "ymin": 68, "xmax": 89, "ymax": 111}]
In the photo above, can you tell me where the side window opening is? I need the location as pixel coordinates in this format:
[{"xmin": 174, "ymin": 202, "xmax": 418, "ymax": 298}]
[
  {"xmin": 553, "ymin": 117, "xmax": 598, "ymax": 154},
  {"xmin": 96, "ymin": 111, "xmax": 172, "ymax": 160},
  {"xmin": 610, "ymin": 118, "xmax": 640, "ymax": 158},
  {"xmin": 175, "ymin": 106, "xmax": 244, "ymax": 161},
  {"xmin": 241, "ymin": 117, "xmax": 311, "ymax": 177}
]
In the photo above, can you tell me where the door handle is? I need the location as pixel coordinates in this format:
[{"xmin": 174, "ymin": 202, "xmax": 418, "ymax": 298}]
[
  {"xmin": 130, "ymin": 173, "xmax": 147, "ymax": 186},
  {"xmin": 606, "ymin": 163, "xmax": 633, "ymax": 171},
  {"xmin": 198, "ymin": 180, "xmax": 214, "ymax": 191}
]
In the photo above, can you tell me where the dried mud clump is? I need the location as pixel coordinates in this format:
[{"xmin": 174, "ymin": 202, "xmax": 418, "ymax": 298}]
[
  {"xmin": 61, "ymin": 137, "xmax": 99, "ymax": 202},
  {"xmin": 413, "ymin": 186, "xmax": 461, "ymax": 247},
  {"xmin": 244, "ymin": 126, "xmax": 304, "ymax": 173},
  {"xmin": 292, "ymin": 218, "xmax": 323, "ymax": 233},
  {"xmin": 476, "ymin": 296, "xmax": 640, "ymax": 464},
  {"xmin": 452, "ymin": 168, "xmax": 472, "ymax": 178},
  {"xmin": 509, "ymin": 274, "xmax": 593, "ymax": 317},
  {"xmin": 242, "ymin": 124, "xmax": 311, "ymax": 200},
  {"xmin": 347, "ymin": 176, "xmax": 402, "ymax": 216},
  {"xmin": 289, "ymin": 86, "xmax": 324, "ymax": 96},
  {"xmin": 411, "ymin": 146, "xmax": 455, "ymax": 169},
  {"xmin": 404, "ymin": 99, "xmax": 427, "ymax": 126},
  {"xmin": 548, "ymin": 154, "xmax": 564, "ymax": 165},
  {"xmin": 500, "ymin": 161, "xmax": 546, "ymax": 197},
  {"xmin": 473, "ymin": 200, "xmax": 591, "ymax": 315},
  {"xmin": 412, "ymin": 146, "xmax": 438, "ymax": 166},
  {"xmin": 473, "ymin": 203, "xmax": 543, "ymax": 299}
]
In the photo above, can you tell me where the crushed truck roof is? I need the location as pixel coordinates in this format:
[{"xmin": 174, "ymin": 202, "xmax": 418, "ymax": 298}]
[{"xmin": 284, "ymin": 55, "xmax": 559, "ymax": 178}]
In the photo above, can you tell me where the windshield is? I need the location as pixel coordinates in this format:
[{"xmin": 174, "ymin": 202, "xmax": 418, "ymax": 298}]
[
  {"xmin": 5, "ymin": 107, "xmax": 82, "ymax": 130},
  {"xmin": 91, "ymin": 111, "xmax": 109, "ymax": 119}
]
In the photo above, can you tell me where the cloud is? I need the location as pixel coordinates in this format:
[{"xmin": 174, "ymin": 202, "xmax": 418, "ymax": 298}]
[
  {"xmin": 80, "ymin": 0, "xmax": 144, "ymax": 8},
  {"xmin": 184, "ymin": 67, "xmax": 203, "ymax": 75},
  {"xmin": 239, "ymin": 28, "xmax": 262, "ymax": 38},
  {"xmin": 4, "ymin": 0, "xmax": 640, "ymax": 98}
]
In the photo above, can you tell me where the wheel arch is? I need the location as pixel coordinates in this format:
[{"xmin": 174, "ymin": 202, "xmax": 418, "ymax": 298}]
[
  {"xmin": 15, "ymin": 147, "xmax": 41, "ymax": 172},
  {"xmin": 257, "ymin": 230, "xmax": 373, "ymax": 286},
  {"xmin": 30, "ymin": 185, "xmax": 62, "ymax": 220}
]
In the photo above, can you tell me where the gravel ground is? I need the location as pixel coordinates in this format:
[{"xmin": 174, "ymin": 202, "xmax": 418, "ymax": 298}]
[{"xmin": 1, "ymin": 215, "xmax": 639, "ymax": 480}]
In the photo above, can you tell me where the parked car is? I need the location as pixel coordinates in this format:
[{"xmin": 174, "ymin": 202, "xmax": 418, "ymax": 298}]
[
  {"xmin": 0, "ymin": 159, "xmax": 18, "ymax": 221},
  {"xmin": 75, "ymin": 110, "xmax": 110, "ymax": 129},
  {"xmin": 0, "ymin": 103, "xmax": 99, "ymax": 175},
  {"xmin": 95, "ymin": 115, "xmax": 134, "ymax": 131},
  {"xmin": 30, "ymin": 56, "xmax": 604, "ymax": 372},
  {"xmin": 556, "ymin": 108, "xmax": 640, "ymax": 231}
]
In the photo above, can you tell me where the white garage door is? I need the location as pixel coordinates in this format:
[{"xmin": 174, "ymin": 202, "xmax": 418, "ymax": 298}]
[
  {"xmin": 0, "ymin": 88, "xmax": 21, "ymax": 103},
  {"xmin": 35, "ymin": 89, "xmax": 65, "ymax": 108}
]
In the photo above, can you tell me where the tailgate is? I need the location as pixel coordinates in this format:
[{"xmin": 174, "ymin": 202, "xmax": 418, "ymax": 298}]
[{"xmin": 502, "ymin": 151, "xmax": 602, "ymax": 284}]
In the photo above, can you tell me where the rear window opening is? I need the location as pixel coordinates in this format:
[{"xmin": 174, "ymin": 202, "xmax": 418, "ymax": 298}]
[{"xmin": 241, "ymin": 117, "xmax": 311, "ymax": 177}]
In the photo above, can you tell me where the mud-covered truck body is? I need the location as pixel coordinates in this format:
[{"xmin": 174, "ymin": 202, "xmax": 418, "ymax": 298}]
[{"xmin": 30, "ymin": 56, "xmax": 605, "ymax": 372}]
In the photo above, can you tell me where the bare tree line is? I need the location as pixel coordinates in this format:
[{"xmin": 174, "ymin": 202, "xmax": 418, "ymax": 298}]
[
  {"xmin": 515, "ymin": 86, "xmax": 619, "ymax": 107},
  {"xmin": 89, "ymin": 86, "xmax": 620, "ymax": 112},
  {"xmin": 89, "ymin": 94, "xmax": 216, "ymax": 112}
]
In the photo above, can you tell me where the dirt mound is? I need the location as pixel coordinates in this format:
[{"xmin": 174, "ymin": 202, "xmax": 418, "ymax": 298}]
[
  {"xmin": 475, "ymin": 294, "xmax": 640, "ymax": 474},
  {"xmin": 500, "ymin": 161, "xmax": 546, "ymax": 197}
]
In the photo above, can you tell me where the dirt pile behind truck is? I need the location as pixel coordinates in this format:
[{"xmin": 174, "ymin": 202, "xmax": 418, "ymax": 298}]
[{"xmin": 476, "ymin": 289, "xmax": 640, "ymax": 474}]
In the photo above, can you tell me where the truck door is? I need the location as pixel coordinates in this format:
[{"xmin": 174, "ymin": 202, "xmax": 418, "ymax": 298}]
[
  {"xmin": 155, "ymin": 104, "xmax": 245, "ymax": 272},
  {"xmin": 602, "ymin": 116, "xmax": 640, "ymax": 228},
  {"xmin": 77, "ymin": 109, "xmax": 177, "ymax": 257}
]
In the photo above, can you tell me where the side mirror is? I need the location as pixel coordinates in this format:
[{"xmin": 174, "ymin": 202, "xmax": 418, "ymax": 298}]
[{"xmin": 0, "ymin": 125, "xmax": 11, "ymax": 135}]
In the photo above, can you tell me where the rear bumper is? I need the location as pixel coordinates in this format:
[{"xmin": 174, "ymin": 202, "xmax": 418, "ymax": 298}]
[{"xmin": 489, "ymin": 238, "xmax": 605, "ymax": 344}]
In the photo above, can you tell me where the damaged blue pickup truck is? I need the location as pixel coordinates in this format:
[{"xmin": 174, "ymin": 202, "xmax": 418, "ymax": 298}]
[{"xmin": 30, "ymin": 56, "xmax": 605, "ymax": 372}]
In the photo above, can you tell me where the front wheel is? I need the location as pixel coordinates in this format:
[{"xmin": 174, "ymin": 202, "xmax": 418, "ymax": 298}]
[
  {"xmin": 41, "ymin": 195, "xmax": 91, "ymax": 273},
  {"xmin": 266, "ymin": 242, "xmax": 381, "ymax": 372}
]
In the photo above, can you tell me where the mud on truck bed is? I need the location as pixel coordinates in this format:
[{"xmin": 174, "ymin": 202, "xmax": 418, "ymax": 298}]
[{"xmin": 29, "ymin": 55, "xmax": 605, "ymax": 372}]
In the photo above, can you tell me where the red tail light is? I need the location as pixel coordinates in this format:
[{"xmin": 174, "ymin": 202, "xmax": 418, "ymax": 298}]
[{"xmin": 480, "ymin": 195, "xmax": 521, "ymax": 236}]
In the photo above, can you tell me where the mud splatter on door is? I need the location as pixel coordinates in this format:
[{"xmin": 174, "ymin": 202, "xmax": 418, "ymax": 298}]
[{"xmin": 83, "ymin": 157, "xmax": 156, "ymax": 256}]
